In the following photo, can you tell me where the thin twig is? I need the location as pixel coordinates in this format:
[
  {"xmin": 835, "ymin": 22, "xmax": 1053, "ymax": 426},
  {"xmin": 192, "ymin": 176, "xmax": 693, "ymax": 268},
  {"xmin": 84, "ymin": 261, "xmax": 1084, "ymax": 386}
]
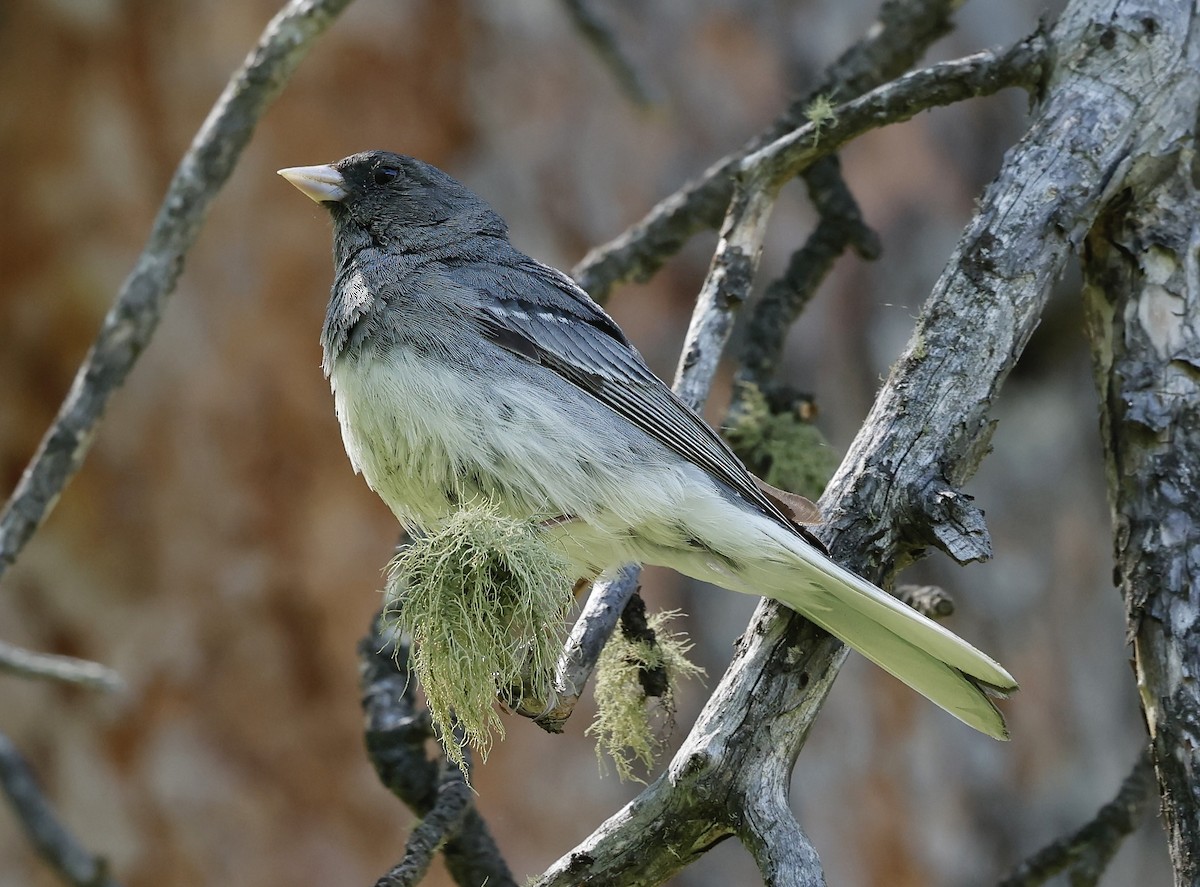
[
  {"xmin": 998, "ymin": 748, "xmax": 1157, "ymax": 887},
  {"xmin": 737, "ymin": 36, "xmax": 1047, "ymax": 191},
  {"xmin": 0, "ymin": 0, "xmax": 355, "ymax": 586},
  {"xmin": 738, "ymin": 155, "xmax": 882, "ymax": 386},
  {"xmin": 522, "ymin": 564, "xmax": 641, "ymax": 733},
  {"xmin": 374, "ymin": 755, "xmax": 475, "ymax": 887},
  {"xmin": 0, "ymin": 640, "xmax": 124, "ymax": 692},
  {"xmin": 573, "ymin": 0, "xmax": 960, "ymax": 301},
  {"xmin": 559, "ymin": 0, "xmax": 651, "ymax": 106},
  {"xmin": 360, "ymin": 615, "xmax": 518, "ymax": 887},
  {"xmin": 0, "ymin": 731, "xmax": 124, "ymax": 887}
]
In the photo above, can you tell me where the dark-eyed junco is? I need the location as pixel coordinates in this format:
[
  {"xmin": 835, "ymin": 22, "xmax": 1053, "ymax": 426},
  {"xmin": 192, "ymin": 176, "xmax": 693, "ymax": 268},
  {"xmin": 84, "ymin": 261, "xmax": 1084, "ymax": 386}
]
[{"xmin": 279, "ymin": 151, "xmax": 1016, "ymax": 738}]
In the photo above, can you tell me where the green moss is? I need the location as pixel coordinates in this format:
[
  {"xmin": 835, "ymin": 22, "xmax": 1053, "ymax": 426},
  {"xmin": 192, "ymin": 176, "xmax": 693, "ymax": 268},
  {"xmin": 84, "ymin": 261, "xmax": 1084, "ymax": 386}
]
[
  {"xmin": 587, "ymin": 611, "xmax": 705, "ymax": 783},
  {"xmin": 724, "ymin": 381, "xmax": 839, "ymax": 501},
  {"xmin": 805, "ymin": 94, "xmax": 838, "ymax": 145},
  {"xmin": 384, "ymin": 504, "xmax": 574, "ymax": 774}
]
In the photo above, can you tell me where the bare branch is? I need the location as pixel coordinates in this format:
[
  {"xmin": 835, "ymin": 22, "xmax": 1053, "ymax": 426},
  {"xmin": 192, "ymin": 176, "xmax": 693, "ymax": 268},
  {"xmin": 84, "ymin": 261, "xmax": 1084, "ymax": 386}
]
[
  {"xmin": 1079, "ymin": 17, "xmax": 1200, "ymax": 873},
  {"xmin": 573, "ymin": 0, "xmax": 961, "ymax": 300},
  {"xmin": 360, "ymin": 616, "xmax": 517, "ymax": 887},
  {"xmin": 0, "ymin": 640, "xmax": 124, "ymax": 693},
  {"xmin": 520, "ymin": 565, "xmax": 641, "ymax": 732},
  {"xmin": 558, "ymin": 0, "xmax": 651, "ymax": 106},
  {"xmin": 0, "ymin": 0, "xmax": 355, "ymax": 586},
  {"xmin": 672, "ymin": 178, "xmax": 779, "ymax": 402},
  {"xmin": 735, "ymin": 37, "xmax": 1048, "ymax": 390},
  {"xmin": 998, "ymin": 749, "xmax": 1156, "ymax": 887},
  {"xmin": 740, "ymin": 756, "xmax": 826, "ymax": 887},
  {"xmin": 0, "ymin": 732, "xmax": 124, "ymax": 887},
  {"xmin": 374, "ymin": 757, "xmax": 474, "ymax": 887},
  {"xmin": 736, "ymin": 37, "xmax": 1047, "ymax": 193},
  {"xmin": 738, "ymin": 156, "xmax": 881, "ymax": 387}
]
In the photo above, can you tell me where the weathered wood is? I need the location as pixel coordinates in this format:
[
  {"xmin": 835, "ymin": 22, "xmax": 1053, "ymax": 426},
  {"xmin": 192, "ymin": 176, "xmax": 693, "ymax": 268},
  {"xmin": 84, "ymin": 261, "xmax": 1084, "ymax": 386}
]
[{"xmin": 1082, "ymin": 104, "xmax": 1200, "ymax": 887}]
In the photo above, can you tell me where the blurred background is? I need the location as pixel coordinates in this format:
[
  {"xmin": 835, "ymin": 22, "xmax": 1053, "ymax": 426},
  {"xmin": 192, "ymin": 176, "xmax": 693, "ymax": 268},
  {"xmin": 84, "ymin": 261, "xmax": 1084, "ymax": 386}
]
[{"xmin": 0, "ymin": 1, "xmax": 1168, "ymax": 885}]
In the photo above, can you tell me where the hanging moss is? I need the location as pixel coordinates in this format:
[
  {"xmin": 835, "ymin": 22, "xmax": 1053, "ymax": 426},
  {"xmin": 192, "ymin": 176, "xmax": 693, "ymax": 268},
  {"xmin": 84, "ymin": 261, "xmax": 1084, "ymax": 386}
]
[
  {"xmin": 588, "ymin": 610, "xmax": 705, "ymax": 783},
  {"xmin": 384, "ymin": 504, "xmax": 575, "ymax": 774}
]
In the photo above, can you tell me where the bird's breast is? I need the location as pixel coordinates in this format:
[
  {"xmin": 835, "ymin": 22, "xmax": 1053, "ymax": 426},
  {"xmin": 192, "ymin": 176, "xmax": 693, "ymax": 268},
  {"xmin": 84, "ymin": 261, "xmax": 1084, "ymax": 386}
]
[
  {"xmin": 328, "ymin": 346, "xmax": 507, "ymax": 526},
  {"xmin": 326, "ymin": 343, "xmax": 746, "ymax": 578}
]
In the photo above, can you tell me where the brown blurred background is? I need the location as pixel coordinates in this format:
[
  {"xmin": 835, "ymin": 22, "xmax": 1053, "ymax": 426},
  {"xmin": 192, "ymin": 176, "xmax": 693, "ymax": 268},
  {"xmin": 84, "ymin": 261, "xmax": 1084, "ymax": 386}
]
[{"xmin": 0, "ymin": 1, "xmax": 1169, "ymax": 885}]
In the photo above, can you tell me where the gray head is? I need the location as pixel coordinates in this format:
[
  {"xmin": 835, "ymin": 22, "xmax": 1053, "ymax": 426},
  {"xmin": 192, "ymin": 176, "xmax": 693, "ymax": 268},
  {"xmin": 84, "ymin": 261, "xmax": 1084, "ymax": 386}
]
[{"xmin": 279, "ymin": 151, "xmax": 508, "ymax": 261}]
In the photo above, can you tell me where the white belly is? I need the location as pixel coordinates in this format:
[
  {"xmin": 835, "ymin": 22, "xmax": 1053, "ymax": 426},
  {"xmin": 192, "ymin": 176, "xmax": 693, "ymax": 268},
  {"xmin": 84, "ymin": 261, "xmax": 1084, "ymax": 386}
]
[{"xmin": 328, "ymin": 348, "xmax": 748, "ymax": 577}]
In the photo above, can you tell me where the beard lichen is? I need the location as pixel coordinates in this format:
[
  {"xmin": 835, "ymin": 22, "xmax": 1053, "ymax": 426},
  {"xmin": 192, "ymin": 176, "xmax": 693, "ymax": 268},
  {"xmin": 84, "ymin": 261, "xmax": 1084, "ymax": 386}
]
[
  {"xmin": 587, "ymin": 610, "xmax": 705, "ymax": 783},
  {"xmin": 384, "ymin": 503, "xmax": 575, "ymax": 774}
]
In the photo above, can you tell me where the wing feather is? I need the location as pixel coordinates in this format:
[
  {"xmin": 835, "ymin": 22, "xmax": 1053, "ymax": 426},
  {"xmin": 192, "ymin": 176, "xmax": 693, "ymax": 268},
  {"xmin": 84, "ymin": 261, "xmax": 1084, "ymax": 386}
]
[{"xmin": 466, "ymin": 257, "xmax": 824, "ymax": 549}]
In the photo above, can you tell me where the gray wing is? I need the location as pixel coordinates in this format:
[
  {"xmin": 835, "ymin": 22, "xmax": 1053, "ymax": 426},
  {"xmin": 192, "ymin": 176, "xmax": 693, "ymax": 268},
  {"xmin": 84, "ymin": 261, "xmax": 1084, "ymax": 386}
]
[{"xmin": 461, "ymin": 255, "xmax": 819, "ymax": 543}]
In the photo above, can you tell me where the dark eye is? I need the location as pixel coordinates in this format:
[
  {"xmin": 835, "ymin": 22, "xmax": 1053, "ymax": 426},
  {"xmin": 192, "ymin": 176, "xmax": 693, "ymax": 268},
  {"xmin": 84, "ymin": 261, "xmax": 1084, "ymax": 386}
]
[{"xmin": 372, "ymin": 166, "xmax": 400, "ymax": 186}]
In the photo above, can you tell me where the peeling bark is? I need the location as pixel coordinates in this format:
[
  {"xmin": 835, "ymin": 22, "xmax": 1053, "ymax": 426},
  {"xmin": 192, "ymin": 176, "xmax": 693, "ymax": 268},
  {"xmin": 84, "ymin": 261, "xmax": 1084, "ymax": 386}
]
[{"xmin": 1083, "ymin": 148, "xmax": 1200, "ymax": 885}]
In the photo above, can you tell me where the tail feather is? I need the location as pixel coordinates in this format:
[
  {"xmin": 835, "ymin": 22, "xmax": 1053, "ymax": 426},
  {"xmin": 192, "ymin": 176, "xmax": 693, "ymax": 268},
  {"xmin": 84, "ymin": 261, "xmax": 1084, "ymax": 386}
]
[
  {"xmin": 729, "ymin": 526, "xmax": 1018, "ymax": 740},
  {"xmin": 803, "ymin": 556, "xmax": 1016, "ymax": 692},
  {"xmin": 797, "ymin": 592, "xmax": 1011, "ymax": 739}
]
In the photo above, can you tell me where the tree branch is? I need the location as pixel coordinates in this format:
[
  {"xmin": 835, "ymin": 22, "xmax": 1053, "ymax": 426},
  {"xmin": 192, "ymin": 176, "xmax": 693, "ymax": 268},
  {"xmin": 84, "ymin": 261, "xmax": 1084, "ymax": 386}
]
[
  {"xmin": 0, "ymin": 731, "xmax": 124, "ymax": 887},
  {"xmin": 0, "ymin": 640, "xmax": 124, "ymax": 692},
  {"xmin": 573, "ymin": 0, "xmax": 960, "ymax": 301},
  {"xmin": 519, "ymin": 564, "xmax": 641, "ymax": 733},
  {"xmin": 360, "ymin": 616, "xmax": 517, "ymax": 887},
  {"xmin": 1079, "ymin": 10, "xmax": 1200, "ymax": 874},
  {"xmin": 735, "ymin": 37, "xmax": 1047, "ymax": 194},
  {"xmin": 558, "ymin": 0, "xmax": 651, "ymax": 106},
  {"xmin": 374, "ymin": 757, "xmax": 475, "ymax": 887},
  {"xmin": 737, "ymin": 155, "xmax": 882, "ymax": 389},
  {"xmin": 998, "ymin": 748, "xmax": 1157, "ymax": 887},
  {"xmin": 0, "ymin": 0, "xmax": 355, "ymax": 587}
]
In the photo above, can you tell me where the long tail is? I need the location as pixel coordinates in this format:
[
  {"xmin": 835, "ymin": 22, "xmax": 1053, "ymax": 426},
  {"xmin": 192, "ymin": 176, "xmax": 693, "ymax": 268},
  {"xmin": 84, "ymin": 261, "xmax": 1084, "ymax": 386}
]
[{"xmin": 731, "ymin": 527, "xmax": 1018, "ymax": 740}]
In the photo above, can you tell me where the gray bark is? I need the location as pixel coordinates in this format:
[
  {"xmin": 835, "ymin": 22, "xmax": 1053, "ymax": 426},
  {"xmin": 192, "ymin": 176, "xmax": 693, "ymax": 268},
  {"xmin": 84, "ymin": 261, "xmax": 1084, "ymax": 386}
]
[{"xmin": 1082, "ymin": 67, "xmax": 1200, "ymax": 887}]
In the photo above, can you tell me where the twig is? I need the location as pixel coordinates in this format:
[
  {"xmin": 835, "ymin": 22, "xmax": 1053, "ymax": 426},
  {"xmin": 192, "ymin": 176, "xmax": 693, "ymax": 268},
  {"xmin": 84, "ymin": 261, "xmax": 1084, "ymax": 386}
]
[
  {"xmin": 374, "ymin": 755, "xmax": 475, "ymax": 887},
  {"xmin": 0, "ymin": 640, "xmax": 124, "ymax": 692},
  {"xmin": 0, "ymin": 0, "xmax": 355, "ymax": 586},
  {"xmin": 360, "ymin": 615, "xmax": 517, "ymax": 887},
  {"xmin": 558, "ymin": 0, "xmax": 651, "ymax": 106},
  {"xmin": 736, "ymin": 37, "xmax": 1047, "ymax": 192},
  {"xmin": 997, "ymin": 749, "xmax": 1156, "ymax": 887},
  {"xmin": 573, "ymin": 0, "xmax": 960, "ymax": 301},
  {"xmin": 0, "ymin": 731, "xmax": 124, "ymax": 887},
  {"xmin": 738, "ymin": 156, "xmax": 881, "ymax": 386},
  {"xmin": 895, "ymin": 584, "xmax": 954, "ymax": 619},
  {"xmin": 522, "ymin": 564, "xmax": 641, "ymax": 733}
]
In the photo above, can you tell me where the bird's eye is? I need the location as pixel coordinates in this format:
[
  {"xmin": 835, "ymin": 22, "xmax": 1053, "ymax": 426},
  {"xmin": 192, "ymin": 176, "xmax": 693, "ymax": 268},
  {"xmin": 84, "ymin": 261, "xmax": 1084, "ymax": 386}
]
[{"xmin": 372, "ymin": 166, "xmax": 400, "ymax": 186}]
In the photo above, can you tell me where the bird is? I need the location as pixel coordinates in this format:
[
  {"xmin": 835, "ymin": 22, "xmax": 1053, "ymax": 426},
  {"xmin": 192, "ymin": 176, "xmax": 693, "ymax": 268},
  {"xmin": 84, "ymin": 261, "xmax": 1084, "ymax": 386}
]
[{"xmin": 279, "ymin": 150, "xmax": 1017, "ymax": 739}]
